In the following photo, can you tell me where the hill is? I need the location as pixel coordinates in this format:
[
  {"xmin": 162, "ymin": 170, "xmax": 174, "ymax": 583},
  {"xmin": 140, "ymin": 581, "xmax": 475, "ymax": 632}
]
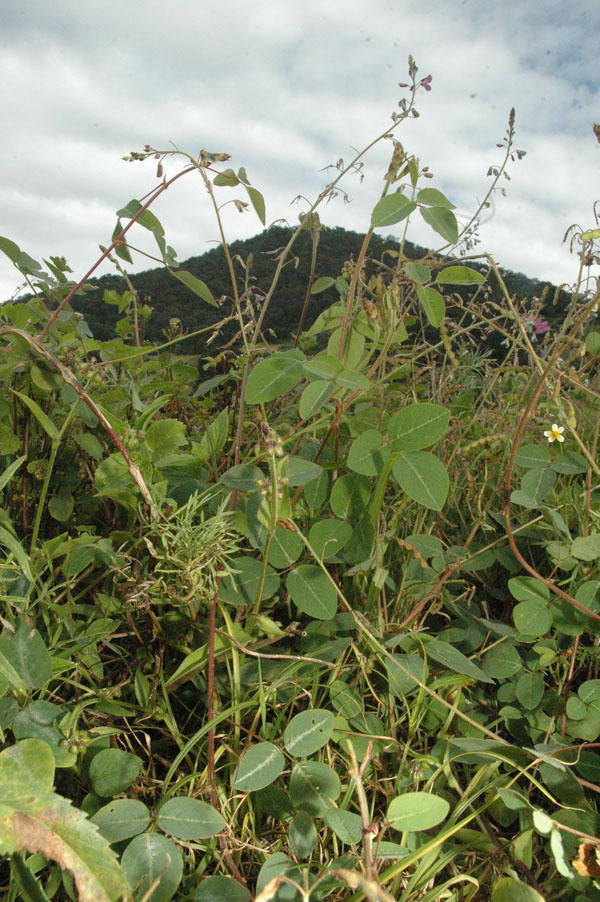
[{"xmin": 16, "ymin": 225, "xmax": 570, "ymax": 357}]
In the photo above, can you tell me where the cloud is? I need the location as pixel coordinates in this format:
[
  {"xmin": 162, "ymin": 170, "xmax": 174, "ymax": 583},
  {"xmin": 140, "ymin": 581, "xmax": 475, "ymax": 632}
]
[{"xmin": 0, "ymin": 0, "xmax": 598, "ymax": 302}]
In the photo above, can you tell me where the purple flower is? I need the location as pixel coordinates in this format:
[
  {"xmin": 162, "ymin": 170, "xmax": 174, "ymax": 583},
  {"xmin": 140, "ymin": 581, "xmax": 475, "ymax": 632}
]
[
  {"xmin": 532, "ymin": 318, "xmax": 551, "ymax": 335},
  {"xmin": 420, "ymin": 75, "xmax": 433, "ymax": 92}
]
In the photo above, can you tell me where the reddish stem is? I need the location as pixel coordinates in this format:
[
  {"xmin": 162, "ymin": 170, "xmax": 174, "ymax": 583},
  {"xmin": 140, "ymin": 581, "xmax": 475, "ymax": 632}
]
[
  {"xmin": 207, "ymin": 575, "xmax": 246, "ymax": 887},
  {"xmin": 40, "ymin": 164, "xmax": 195, "ymax": 340},
  {"xmin": 561, "ymin": 634, "xmax": 580, "ymax": 737}
]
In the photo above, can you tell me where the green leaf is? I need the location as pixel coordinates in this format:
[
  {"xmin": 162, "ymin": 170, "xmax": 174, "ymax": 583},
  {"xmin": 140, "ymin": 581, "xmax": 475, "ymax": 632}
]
[
  {"xmin": 48, "ymin": 489, "xmax": 74, "ymax": 522},
  {"xmin": 121, "ymin": 833, "xmax": 182, "ymax": 902},
  {"xmin": 585, "ymin": 331, "xmax": 600, "ymax": 355},
  {"xmin": 305, "ymin": 303, "xmax": 345, "ymax": 338},
  {"xmin": 329, "ymin": 680, "xmax": 363, "ymax": 719},
  {"xmin": 172, "ymin": 270, "xmax": 217, "ymax": 307},
  {"xmin": 0, "ymin": 650, "xmax": 26, "ymax": 696},
  {"xmin": 513, "ymin": 601, "xmax": 552, "ymax": 638},
  {"xmin": 375, "ymin": 842, "xmax": 410, "ymax": 860},
  {"xmin": 266, "ymin": 526, "xmax": 303, "ymax": 569},
  {"xmin": 327, "ymin": 326, "xmax": 365, "ymax": 370},
  {"xmin": 386, "ymin": 654, "xmax": 426, "ymax": 697},
  {"xmin": 424, "ymin": 637, "xmax": 494, "ymax": 684},
  {"xmin": 289, "ymin": 811, "xmax": 317, "ymax": 858},
  {"xmin": 508, "ymin": 577, "xmax": 549, "ymax": 604},
  {"xmin": 578, "ymin": 680, "xmax": 600, "ymax": 703},
  {"xmin": 545, "ymin": 508, "xmax": 571, "ymax": 538},
  {"xmin": 0, "ymin": 739, "xmax": 131, "ymax": 902},
  {"xmin": 0, "ymin": 738, "xmax": 55, "ymax": 804},
  {"xmin": 435, "ymin": 265, "xmax": 485, "ymax": 285},
  {"xmin": 481, "ymin": 644, "xmax": 522, "ymax": 679},
  {"xmin": 576, "ymin": 581, "xmax": 600, "ymax": 613},
  {"xmin": 284, "ymin": 709, "xmax": 334, "ymax": 756},
  {"xmin": 343, "ymin": 519, "xmax": 375, "ymax": 564},
  {"xmin": 387, "ymin": 792, "xmax": 450, "ymax": 831},
  {"xmin": 10, "ymin": 852, "xmax": 51, "ymax": 902},
  {"xmin": 144, "ymin": 418, "xmax": 187, "ymax": 461},
  {"xmin": 417, "ymin": 287, "xmax": 445, "ymax": 326},
  {"xmin": 330, "ymin": 473, "xmax": 371, "ymax": 519},
  {"xmin": 213, "ymin": 168, "xmax": 239, "ymax": 187},
  {"xmin": 571, "ymin": 534, "xmax": 600, "ymax": 561},
  {"xmin": 256, "ymin": 853, "xmax": 301, "ymax": 902},
  {"xmin": 347, "ymin": 430, "xmax": 390, "ymax": 476},
  {"xmin": 195, "ymin": 876, "xmax": 251, "ymax": 902},
  {"xmin": 0, "ymin": 620, "xmax": 52, "ymax": 689},
  {"xmin": 286, "ymin": 457, "xmax": 324, "ymax": 486},
  {"xmin": 514, "ymin": 444, "xmax": 551, "ymax": 468},
  {"xmin": 157, "ymin": 797, "xmax": 226, "ymax": 840},
  {"xmin": 371, "ymin": 194, "xmax": 416, "ymax": 228},
  {"xmin": 246, "ymin": 185, "xmax": 266, "ymax": 225},
  {"xmin": 30, "ymin": 362, "xmax": 64, "ymax": 393},
  {"xmin": 0, "ymin": 236, "xmax": 22, "ymax": 263},
  {"xmin": 303, "ymin": 466, "xmax": 329, "ymax": 509},
  {"xmin": 0, "ymin": 423, "xmax": 21, "ymax": 455},
  {"xmin": 491, "ymin": 876, "xmax": 545, "ymax": 902},
  {"xmin": 336, "ymin": 369, "xmax": 372, "ymax": 391},
  {"xmin": 288, "ymin": 762, "xmax": 340, "ymax": 816},
  {"xmin": 299, "ymin": 380, "xmax": 335, "ymax": 419},
  {"xmin": 308, "ymin": 519, "xmax": 352, "ymax": 560},
  {"xmin": 393, "ymin": 451, "xmax": 449, "ymax": 510},
  {"xmin": 287, "ymin": 565, "xmax": 337, "ymax": 620},
  {"xmin": 416, "ymin": 188, "xmax": 456, "ymax": 209},
  {"xmin": 194, "ymin": 408, "xmax": 229, "ymax": 464},
  {"xmin": 323, "ymin": 808, "xmax": 362, "ymax": 844},
  {"xmin": 0, "ymin": 455, "xmax": 27, "ymax": 492},
  {"xmin": 301, "ymin": 354, "xmax": 343, "ymax": 380},
  {"xmin": 404, "ymin": 534, "xmax": 443, "ymax": 558},
  {"xmin": 12, "ymin": 702, "xmax": 75, "ymax": 767},
  {"xmin": 0, "ymin": 525, "xmax": 34, "ymax": 584},
  {"xmin": 420, "ymin": 207, "xmax": 459, "ymax": 245},
  {"xmin": 220, "ymin": 464, "xmax": 264, "ymax": 491},
  {"xmin": 74, "ymin": 433, "xmax": 103, "ymax": 461},
  {"xmin": 111, "ymin": 221, "xmax": 133, "ymax": 262},
  {"xmin": 516, "ymin": 672, "xmax": 545, "ymax": 710},
  {"xmin": 404, "ymin": 262, "xmax": 431, "ymax": 284},
  {"xmin": 550, "ymin": 827, "xmax": 572, "ymax": 878},
  {"xmin": 63, "ymin": 542, "xmax": 96, "ymax": 578},
  {"xmin": 91, "ymin": 799, "xmax": 150, "ymax": 843},
  {"xmin": 234, "ymin": 742, "xmax": 285, "ymax": 792},
  {"xmin": 246, "ymin": 354, "xmax": 304, "ymax": 404},
  {"xmin": 116, "ymin": 199, "xmax": 164, "ymax": 235},
  {"xmin": 14, "ymin": 251, "xmax": 45, "ymax": 278},
  {"xmin": 11, "ymin": 390, "xmax": 58, "ymax": 441},
  {"xmin": 566, "ymin": 696, "xmax": 586, "ymax": 720},
  {"xmin": 520, "ymin": 467, "xmax": 555, "ymax": 504},
  {"xmin": 388, "ymin": 402, "xmax": 449, "ymax": 451},
  {"xmin": 310, "ymin": 277, "xmax": 336, "ymax": 295},
  {"xmin": 89, "ymin": 748, "xmax": 142, "ymax": 798},
  {"xmin": 219, "ymin": 556, "xmax": 279, "ymax": 606},
  {"xmin": 531, "ymin": 809, "xmax": 553, "ymax": 835},
  {"xmin": 551, "ymin": 450, "xmax": 589, "ymax": 474}
]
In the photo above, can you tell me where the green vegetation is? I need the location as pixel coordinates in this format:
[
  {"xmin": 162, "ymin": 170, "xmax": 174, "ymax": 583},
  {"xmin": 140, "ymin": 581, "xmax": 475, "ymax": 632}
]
[
  {"xmin": 22, "ymin": 224, "xmax": 568, "ymax": 360},
  {"xmin": 1, "ymin": 59, "xmax": 600, "ymax": 902}
]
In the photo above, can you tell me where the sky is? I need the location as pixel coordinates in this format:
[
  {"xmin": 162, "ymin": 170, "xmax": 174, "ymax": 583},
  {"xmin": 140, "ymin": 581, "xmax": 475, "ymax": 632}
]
[{"xmin": 0, "ymin": 0, "xmax": 598, "ymax": 305}]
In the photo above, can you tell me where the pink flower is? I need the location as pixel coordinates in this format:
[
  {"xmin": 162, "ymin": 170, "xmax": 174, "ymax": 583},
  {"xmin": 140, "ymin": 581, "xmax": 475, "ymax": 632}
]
[
  {"xmin": 526, "ymin": 317, "xmax": 551, "ymax": 336},
  {"xmin": 533, "ymin": 318, "xmax": 551, "ymax": 335}
]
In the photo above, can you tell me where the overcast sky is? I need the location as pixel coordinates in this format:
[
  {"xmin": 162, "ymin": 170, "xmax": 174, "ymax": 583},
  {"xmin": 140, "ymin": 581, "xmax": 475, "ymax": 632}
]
[{"xmin": 0, "ymin": 0, "xmax": 598, "ymax": 305}]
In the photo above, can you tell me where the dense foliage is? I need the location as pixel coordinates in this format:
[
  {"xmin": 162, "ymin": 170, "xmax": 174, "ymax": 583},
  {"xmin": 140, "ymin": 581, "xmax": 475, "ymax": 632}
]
[
  {"xmin": 10, "ymin": 225, "xmax": 569, "ymax": 360},
  {"xmin": 1, "ymin": 60, "xmax": 600, "ymax": 902}
]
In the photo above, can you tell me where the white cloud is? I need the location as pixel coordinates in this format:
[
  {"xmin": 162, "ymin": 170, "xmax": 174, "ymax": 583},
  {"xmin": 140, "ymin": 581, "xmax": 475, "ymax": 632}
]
[{"xmin": 0, "ymin": 0, "xmax": 598, "ymax": 302}]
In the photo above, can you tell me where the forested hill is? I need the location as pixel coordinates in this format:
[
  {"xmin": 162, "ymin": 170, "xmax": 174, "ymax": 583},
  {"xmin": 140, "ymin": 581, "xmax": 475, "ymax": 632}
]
[{"xmin": 59, "ymin": 225, "xmax": 566, "ymax": 356}]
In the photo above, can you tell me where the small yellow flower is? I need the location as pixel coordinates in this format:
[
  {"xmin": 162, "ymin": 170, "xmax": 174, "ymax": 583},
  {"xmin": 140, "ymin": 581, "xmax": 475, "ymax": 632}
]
[{"xmin": 543, "ymin": 423, "xmax": 565, "ymax": 443}]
